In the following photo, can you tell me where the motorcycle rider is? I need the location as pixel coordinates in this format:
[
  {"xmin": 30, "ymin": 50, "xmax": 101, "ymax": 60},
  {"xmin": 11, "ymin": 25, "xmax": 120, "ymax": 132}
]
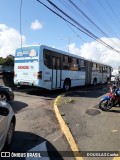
[{"xmin": 115, "ymin": 76, "xmax": 120, "ymax": 88}]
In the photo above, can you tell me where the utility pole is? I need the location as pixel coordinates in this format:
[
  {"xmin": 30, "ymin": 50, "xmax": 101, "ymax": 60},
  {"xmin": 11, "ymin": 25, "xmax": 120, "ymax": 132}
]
[{"xmin": 61, "ymin": 35, "xmax": 79, "ymax": 53}]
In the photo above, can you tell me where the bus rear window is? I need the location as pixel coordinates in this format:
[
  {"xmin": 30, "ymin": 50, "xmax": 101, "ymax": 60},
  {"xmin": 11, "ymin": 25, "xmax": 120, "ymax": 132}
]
[{"xmin": 15, "ymin": 48, "xmax": 38, "ymax": 58}]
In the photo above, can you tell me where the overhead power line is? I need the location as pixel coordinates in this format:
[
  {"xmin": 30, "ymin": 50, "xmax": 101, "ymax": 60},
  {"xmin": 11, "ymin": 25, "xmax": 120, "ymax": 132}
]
[
  {"xmin": 79, "ymin": 0, "xmax": 119, "ymax": 38},
  {"xmin": 35, "ymin": 0, "xmax": 99, "ymax": 39},
  {"xmin": 67, "ymin": 0, "xmax": 120, "ymax": 48},
  {"xmin": 97, "ymin": 0, "xmax": 120, "ymax": 31},
  {"xmin": 36, "ymin": 0, "xmax": 120, "ymax": 54},
  {"xmin": 105, "ymin": 0, "xmax": 120, "ymax": 26},
  {"xmin": 68, "ymin": 0, "xmax": 109, "ymax": 37},
  {"xmin": 47, "ymin": 0, "xmax": 120, "ymax": 53}
]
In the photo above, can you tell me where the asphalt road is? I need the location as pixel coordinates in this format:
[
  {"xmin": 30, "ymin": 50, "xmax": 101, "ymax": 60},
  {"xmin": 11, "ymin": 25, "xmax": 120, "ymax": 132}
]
[
  {"xmin": 58, "ymin": 84, "xmax": 120, "ymax": 160},
  {"xmin": 7, "ymin": 88, "xmax": 74, "ymax": 160}
]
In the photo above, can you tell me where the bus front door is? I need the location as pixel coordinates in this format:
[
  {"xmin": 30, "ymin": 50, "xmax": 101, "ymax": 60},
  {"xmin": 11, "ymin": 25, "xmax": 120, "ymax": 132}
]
[{"xmin": 52, "ymin": 57, "xmax": 61, "ymax": 89}]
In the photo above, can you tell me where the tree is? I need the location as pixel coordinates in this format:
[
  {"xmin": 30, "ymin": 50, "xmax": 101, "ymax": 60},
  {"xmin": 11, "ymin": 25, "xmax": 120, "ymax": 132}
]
[
  {"xmin": 0, "ymin": 57, "xmax": 4, "ymax": 65},
  {"xmin": 0, "ymin": 55, "xmax": 14, "ymax": 66},
  {"xmin": 3, "ymin": 55, "xmax": 14, "ymax": 66}
]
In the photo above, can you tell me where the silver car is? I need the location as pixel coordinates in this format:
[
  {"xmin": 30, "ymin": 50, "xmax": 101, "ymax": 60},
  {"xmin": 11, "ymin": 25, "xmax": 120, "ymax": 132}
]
[{"xmin": 0, "ymin": 101, "xmax": 16, "ymax": 151}]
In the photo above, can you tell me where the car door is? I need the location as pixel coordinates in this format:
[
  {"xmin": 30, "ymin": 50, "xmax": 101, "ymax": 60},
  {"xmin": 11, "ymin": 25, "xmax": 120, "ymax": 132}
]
[{"xmin": 0, "ymin": 114, "xmax": 8, "ymax": 150}]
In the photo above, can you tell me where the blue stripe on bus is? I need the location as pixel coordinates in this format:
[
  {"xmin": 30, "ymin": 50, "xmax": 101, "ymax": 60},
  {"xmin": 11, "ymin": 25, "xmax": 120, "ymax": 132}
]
[{"xmin": 15, "ymin": 59, "xmax": 38, "ymax": 63}]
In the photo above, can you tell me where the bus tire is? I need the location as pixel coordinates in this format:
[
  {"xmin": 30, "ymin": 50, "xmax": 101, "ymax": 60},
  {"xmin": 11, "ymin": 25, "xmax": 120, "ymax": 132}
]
[
  {"xmin": 63, "ymin": 79, "xmax": 71, "ymax": 91},
  {"xmin": 93, "ymin": 78, "xmax": 97, "ymax": 87}
]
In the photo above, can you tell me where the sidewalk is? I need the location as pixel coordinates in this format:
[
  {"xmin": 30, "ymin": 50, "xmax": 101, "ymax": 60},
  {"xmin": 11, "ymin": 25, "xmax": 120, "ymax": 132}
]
[{"xmin": 57, "ymin": 85, "xmax": 120, "ymax": 160}]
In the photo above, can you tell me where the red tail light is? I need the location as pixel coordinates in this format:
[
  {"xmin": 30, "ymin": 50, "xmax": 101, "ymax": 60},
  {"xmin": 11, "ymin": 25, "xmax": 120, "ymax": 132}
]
[{"xmin": 37, "ymin": 71, "xmax": 42, "ymax": 79}]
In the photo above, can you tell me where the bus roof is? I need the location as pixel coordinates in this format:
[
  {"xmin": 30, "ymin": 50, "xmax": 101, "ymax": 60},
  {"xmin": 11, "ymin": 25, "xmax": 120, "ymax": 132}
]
[
  {"xmin": 43, "ymin": 45, "xmax": 86, "ymax": 60},
  {"xmin": 16, "ymin": 44, "xmax": 111, "ymax": 67}
]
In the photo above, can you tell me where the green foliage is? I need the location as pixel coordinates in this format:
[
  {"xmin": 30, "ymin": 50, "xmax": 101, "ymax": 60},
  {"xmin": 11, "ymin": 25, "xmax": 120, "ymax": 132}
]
[
  {"xmin": 0, "ymin": 55, "xmax": 14, "ymax": 66},
  {"xmin": 0, "ymin": 57, "xmax": 4, "ymax": 65}
]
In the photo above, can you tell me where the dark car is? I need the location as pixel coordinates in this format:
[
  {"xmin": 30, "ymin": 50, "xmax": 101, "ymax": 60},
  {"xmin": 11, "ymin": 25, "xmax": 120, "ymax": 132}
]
[
  {"xmin": 0, "ymin": 85, "xmax": 14, "ymax": 102},
  {"xmin": 0, "ymin": 101, "xmax": 16, "ymax": 151}
]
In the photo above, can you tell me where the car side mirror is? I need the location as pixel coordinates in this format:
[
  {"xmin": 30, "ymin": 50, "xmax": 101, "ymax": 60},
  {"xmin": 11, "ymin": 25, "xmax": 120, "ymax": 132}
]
[{"xmin": 0, "ymin": 107, "xmax": 9, "ymax": 116}]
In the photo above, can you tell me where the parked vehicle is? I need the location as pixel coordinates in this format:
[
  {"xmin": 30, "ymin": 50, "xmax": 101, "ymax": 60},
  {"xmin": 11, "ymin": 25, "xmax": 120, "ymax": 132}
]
[
  {"xmin": 0, "ymin": 101, "xmax": 16, "ymax": 151},
  {"xmin": 99, "ymin": 85, "xmax": 120, "ymax": 111},
  {"xmin": 111, "ymin": 75, "xmax": 115, "ymax": 82},
  {"xmin": 14, "ymin": 45, "xmax": 112, "ymax": 91},
  {"xmin": 0, "ymin": 85, "xmax": 14, "ymax": 102}
]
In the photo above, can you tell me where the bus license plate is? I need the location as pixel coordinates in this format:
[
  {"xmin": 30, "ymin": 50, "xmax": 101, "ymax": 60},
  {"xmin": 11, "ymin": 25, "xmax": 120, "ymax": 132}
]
[{"xmin": 22, "ymin": 82, "xmax": 28, "ymax": 85}]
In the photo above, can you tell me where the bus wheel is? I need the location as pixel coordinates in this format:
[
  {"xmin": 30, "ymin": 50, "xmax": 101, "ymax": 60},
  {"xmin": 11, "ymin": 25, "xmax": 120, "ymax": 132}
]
[
  {"xmin": 63, "ymin": 80, "xmax": 70, "ymax": 91},
  {"xmin": 93, "ymin": 78, "xmax": 97, "ymax": 87}
]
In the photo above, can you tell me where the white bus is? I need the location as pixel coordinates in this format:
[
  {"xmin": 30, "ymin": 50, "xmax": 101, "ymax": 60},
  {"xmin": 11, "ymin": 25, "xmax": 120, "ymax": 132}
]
[{"xmin": 14, "ymin": 44, "xmax": 112, "ymax": 90}]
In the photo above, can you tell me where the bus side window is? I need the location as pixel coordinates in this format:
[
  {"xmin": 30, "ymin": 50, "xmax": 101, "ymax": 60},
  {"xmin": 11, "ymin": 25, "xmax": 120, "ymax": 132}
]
[
  {"xmin": 105, "ymin": 66, "xmax": 108, "ymax": 73},
  {"xmin": 52, "ymin": 57, "xmax": 56, "ymax": 69},
  {"xmin": 73, "ymin": 58, "xmax": 78, "ymax": 70},
  {"xmin": 102, "ymin": 66, "xmax": 107, "ymax": 73},
  {"xmin": 99, "ymin": 65, "xmax": 102, "ymax": 73},
  {"xmin": 69, "ymin": 57, "xmax": 73, "ymax": 70},
  {"xmin": 56, "ymin": 58, "xmax": 61, "ymax": 70},
  {"xmin": 69, "ymin": 58, "xmax": 78, "ymax": 71},
  {"xmin": 78, "ymin": 59, "xmax": 81, "ymax": 70},
  {"xmin": 63, "ymin": 56, "xmax": 69, "ymax": 69},
  {"xmin": 102, "ymin": 66, "xmax": 105, "ymax": 73},
  {"xmin": 44, "ymin": 53, "xmax": 51, "ymax": 69},
  {"xmin": 92, "ymin": 63, "xmax": 96, "ymax": 71},
  {"xmin": 78, "ymin": 59, "xmax": 85, "ymax": 71},
  {"xmin": 97, "ymin": 64, "xmax": 100, "ymax": 71}
]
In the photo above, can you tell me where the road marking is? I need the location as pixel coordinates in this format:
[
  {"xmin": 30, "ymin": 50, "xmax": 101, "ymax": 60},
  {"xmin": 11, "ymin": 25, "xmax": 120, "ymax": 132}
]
[
  {"xmin": 112, "ymin": 150, "xmax": 120, "ymax": 160},
  {"xmin": 113, "ymin": 157, "xmax": 120, "ymax": 160},
  {"xmin": 111, "ymin": 130, "xmax": 118, "ymax": 132},
  {"xmin": 54, "ymin": 97, "xmax": 83, "ymax": 160}
]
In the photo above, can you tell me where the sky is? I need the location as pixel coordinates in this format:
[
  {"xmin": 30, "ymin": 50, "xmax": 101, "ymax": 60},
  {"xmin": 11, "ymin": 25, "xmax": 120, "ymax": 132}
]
[{"xmin": 0, "ymin": 0, "xmax": 120, "ymax": 74}]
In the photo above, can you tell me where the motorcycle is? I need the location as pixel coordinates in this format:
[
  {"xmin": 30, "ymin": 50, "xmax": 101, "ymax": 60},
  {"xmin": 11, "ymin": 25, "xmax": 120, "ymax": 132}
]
[{"xmin": 99, "ymin": 85, "xmax": 120, "ymax": 111}]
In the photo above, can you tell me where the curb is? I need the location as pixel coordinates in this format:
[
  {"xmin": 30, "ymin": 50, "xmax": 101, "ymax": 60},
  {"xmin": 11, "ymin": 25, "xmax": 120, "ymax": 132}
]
[{"xmin": 54, "ymin": 97, "xmax": 83, "ymax": 160}]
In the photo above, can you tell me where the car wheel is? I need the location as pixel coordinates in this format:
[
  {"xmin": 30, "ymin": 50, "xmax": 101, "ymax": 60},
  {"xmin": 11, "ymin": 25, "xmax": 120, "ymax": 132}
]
[
  {"xmin": 0, "ymin": 93, "xmax": 9, "ymax": 102},
  {"xmin": 5, "ymin": 122, "xmax": 15, "ymax": 149}
]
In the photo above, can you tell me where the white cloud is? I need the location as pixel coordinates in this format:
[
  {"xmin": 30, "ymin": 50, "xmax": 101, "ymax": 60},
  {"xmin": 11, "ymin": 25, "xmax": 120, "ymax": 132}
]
[
  {"xmin": 0, "ymin": 24, "xmax": 26, "ymax": 58},
  {"xmin": 31, "ymin": 20, "xmax": 43, "ymax": 30},
  {"xmin": 68, "ymin": 37, "xmax": 120, "ymax": 72},
  {"xmin": 0, "ymin": 24, "xmax": 8, "ymax": 31}
]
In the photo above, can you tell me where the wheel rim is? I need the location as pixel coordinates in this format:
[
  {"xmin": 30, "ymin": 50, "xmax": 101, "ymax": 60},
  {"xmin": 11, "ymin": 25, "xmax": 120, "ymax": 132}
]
[
  {"xmin": 101, "ymin": 100, "xmax": 112, "ymax": 110},
  {"xmin": 7, "ymin": 123, "xmax": 14, "ymax": 145},
  {"xmin": 101, "ymin": 100, "xmax": 108, "ymax": 108},
  {"xmin": 65, "ymin": 83, "xmax": 69, "ymax": 91},
  {"xmin": 0, "ymin": 94, "xmax": 7, "ymax": 101}
]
